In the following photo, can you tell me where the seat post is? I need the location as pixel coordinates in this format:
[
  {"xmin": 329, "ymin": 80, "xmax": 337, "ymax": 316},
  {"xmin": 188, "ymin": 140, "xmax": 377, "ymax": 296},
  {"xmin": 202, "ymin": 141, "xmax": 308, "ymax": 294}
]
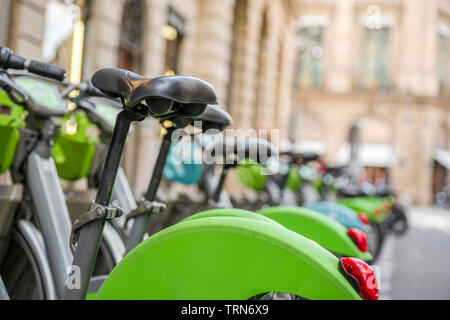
[
  {"xmin": 212, "ymin": 164, "xmax": 233, "ymax": 203},
  {"xmin": 64, "ymin": 109, "xmax": 142, "ymax": 300},
  {"xmin": 125, "ymin": 124, "xmax": 176, "ymax": 253}
]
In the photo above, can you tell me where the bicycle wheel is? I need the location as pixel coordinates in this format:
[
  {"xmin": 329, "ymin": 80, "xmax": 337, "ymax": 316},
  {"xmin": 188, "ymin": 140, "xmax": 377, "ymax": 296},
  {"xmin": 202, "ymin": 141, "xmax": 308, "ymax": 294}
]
[
  {"xmin": 0, "ymin": 227, "xmax": 46, "ymax": 300},
  {"xmin": 92, "ymin": 240, "xmax": 116, "ymax": 276},
  {"xmin": 366, "ymin": 222, "xmax": 384, "ymax": 262},
  {"xmin": 388, "ymin": 206, "xmax": 408, "ymax": 236}
]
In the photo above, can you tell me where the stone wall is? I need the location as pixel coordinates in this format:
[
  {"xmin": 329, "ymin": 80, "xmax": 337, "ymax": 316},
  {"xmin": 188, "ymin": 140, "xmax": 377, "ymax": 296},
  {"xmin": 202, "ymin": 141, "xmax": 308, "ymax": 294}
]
[{"xmin": 8, "ymin": 0, "xmax": 47, "ymax": 60}]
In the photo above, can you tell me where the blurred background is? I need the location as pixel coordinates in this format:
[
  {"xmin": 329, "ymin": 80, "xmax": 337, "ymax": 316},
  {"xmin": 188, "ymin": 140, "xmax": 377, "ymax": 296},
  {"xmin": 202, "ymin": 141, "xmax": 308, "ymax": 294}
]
[
  {"xmin": 2, "ymin": 0, "xmax": 450, "ymax": 207},
  {"xmin": 1, "ymin": 0, "xmax": 450, "ymax": 299}
]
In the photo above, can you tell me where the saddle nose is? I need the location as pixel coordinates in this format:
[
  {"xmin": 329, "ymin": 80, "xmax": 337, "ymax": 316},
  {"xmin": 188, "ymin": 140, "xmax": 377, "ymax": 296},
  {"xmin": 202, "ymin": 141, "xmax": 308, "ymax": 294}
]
[{"xmin": 192, "ymin": 105, "xmax": 233, "ymax": 132}]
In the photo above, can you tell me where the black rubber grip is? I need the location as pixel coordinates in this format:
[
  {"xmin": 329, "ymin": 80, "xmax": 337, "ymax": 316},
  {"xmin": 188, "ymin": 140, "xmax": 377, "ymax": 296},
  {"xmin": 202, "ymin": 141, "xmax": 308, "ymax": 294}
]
[
  {"xmin": 27, "ymin": 60, "xmax": 66, "ymax": 81},
  {"xmin": 0, "ymin": 47, "xmax": 26, "ymax": 70}
]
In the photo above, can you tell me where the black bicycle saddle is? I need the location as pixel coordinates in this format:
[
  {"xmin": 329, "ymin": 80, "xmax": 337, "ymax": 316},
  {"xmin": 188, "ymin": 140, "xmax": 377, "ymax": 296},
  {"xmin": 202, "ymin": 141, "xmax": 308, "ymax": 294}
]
[
  {"xmin": 91, "ymin": 68, "xmax": 217, "ymax": 118},
  {"xmin": 299, "ymin": 152, "xmax": 320, "ymax": 163},
  {"xmin": 204, "ymin": 138, "xmax": 278, "ymax": 167},
  {"xmin": 237, "ymin": 139, "xmax": 278, "ymax": 164},
  {"xmin": 338, "ymin": 185, "xmax": 368, "ymax": 197},
  {"xmin": 193, "ymin": 105, "xmax": 232, "ymax": 131}
]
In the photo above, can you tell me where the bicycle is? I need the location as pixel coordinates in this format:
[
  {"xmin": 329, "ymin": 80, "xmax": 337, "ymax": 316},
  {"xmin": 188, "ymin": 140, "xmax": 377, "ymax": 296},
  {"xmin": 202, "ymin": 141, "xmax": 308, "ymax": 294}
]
[{"xmin": 0, "ymin": 49, "xmax": 378, "ymax": 300}]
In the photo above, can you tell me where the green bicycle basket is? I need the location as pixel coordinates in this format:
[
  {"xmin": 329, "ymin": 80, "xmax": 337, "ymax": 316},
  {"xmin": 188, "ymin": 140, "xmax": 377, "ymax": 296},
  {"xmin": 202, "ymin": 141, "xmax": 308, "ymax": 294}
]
[
  {"xmin": 52, "ymin": 112, "xmax": 98, "ymax": 181},
  {"xmin": 285, "ymin": 168, "xmax": 302, "ymax": 192},
  {"xmin": 236, "ymin": 158, "xmax": 267, "ymax": 191},
  {"xmin": 0, "ymin": 90, "xmax": 26, "ymax": 174}
]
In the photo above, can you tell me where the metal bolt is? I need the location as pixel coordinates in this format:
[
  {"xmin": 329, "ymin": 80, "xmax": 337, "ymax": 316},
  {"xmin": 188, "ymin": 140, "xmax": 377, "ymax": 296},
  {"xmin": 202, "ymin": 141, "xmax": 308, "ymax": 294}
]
[{"xmin": 95, "ymin": 207, "xmax": 103, "ymax": 217}]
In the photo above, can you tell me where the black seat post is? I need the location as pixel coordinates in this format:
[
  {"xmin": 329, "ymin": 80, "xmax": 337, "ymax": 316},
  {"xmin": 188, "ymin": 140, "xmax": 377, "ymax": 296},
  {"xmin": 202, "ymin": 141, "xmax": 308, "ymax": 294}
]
[
  {"xmin": 64, "ymin": 109, "xmax": 143, "ymax": 300},
  {"xmin": 125, "ymin": 123, "xmax": 176, "ymax": 252},
  {"xmin": 212, "ymin": 164, "xmax": 233, "ymax": 203}
]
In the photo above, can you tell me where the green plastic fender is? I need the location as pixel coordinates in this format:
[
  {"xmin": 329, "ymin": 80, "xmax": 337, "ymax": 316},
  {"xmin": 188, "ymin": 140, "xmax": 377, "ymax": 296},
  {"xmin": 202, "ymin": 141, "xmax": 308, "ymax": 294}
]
[
  {"xmin": 94, "ymin": 216, "xmax": 361, "ymax": 300},
  {"xmin": 338, "ymin": 197, "xmax": 387, "ymax": 223},
  {"xmin": 257, "ymin": 206, "xmax": 372, "ymax": 261},
  {"xmin": 365, "ymin": 196, "xmax": 392, "ymax": 212},
  {"xmin": 182, "ymin": 208, "xmax": 278, "ymax": 224}
]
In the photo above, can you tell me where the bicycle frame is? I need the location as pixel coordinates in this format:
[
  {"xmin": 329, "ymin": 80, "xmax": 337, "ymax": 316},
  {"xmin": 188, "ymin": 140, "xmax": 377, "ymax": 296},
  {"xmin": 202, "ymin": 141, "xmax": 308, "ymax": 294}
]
[
  {"xmin": 64, "ymin": 110, "xmax": 143, "ymax": 299},
  {"xmin": 26, "ymin": 151, "xmax": 73, "ymax": 296},
  {"xmin": 25, "ymin": 148, "xmax": 128, "ymax": 297},
  {"xmin": 0, "ymin": 72, "xmax": 129, "ymax": 299},
  {"xmin": 125, "ymin": 126, "xmax": 175, "ymax": 252}
]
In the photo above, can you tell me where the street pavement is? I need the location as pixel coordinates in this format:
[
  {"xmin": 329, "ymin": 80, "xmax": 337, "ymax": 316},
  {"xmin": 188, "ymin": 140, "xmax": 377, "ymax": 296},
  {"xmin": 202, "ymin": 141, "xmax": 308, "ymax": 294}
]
[{"xmin": 376, "ymin": 206, "xmax": 450, "ymax": 300}]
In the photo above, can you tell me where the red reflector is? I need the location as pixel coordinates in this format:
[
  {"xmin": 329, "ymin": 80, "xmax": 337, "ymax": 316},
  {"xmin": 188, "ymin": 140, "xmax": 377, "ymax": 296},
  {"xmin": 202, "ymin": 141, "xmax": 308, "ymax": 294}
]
[
  {"xmin": 339, "ymin": 257, "xmax": 378, "ymax": 300},
  {"xmin": 357, "ymin": 212, "xmax": 370, "ymax": 225},
  {"xmin": 347, "ymin": 228, "xmax": 368, "ymax": 252}
]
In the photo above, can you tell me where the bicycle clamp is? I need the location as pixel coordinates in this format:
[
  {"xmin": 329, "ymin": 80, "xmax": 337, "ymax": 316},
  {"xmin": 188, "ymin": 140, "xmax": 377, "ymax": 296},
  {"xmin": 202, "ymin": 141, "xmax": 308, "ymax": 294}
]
[
  {"xmin": 70, "ymin": 202, "xmax": 124, "ymax": 254},
  {"xmin": 124, "ymin": 199, "xmax": 166, "ymax": 227},
  {"xmin": 206, "ymin": 199, "xmax": 227, "ymax": 210}
]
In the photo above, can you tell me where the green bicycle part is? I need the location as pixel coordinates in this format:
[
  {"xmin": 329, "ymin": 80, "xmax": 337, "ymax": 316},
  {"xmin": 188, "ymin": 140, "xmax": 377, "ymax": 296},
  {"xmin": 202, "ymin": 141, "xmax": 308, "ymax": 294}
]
[
  {"xmin": 236, "ymin": 159, "xmax": 267, "ymax": 191},
  {"xmin": 312, "ymin": 174, "xmax": 337, "ymax": 194},
  {"xmin": 385, "ymin": 195, "xmax": 395, "ymax": 206},
  {"xmin": 0, "ymin": 90, "xmax": 26, "ymax": 173},
  {"xmin": 285, "ymin": 168, "xmax": 302, "ymax": 192},
  {"xmin": 93, "ymin": 216, "xmax": 361, "ymax": 300},
  {"xmin": 182, "ymin": 207, "xmax": 371, "ymax": 261},
  {"xmin": 257, "ymin": 206, "xmax": 372, "ymax": 261},
  {"xmin": 15, "ymin": 77, "xmax": 64, "ymax": 108},
  {"xmin": 311, "ymin": 175, "xmax": 323, "ymax": 194},
  {"xmin": 182, "ymin": 208, "xmax": 278, "ymax": 224},
  {"xmin": 52, "ymin": 112, "xmax": 98, "ymax": 181},
  {"xmin": 338, "ymin": 197, "xmax": 388, "ymax": 223},
  {"xmin": 365, "ymin": 196, "xmax": 393, "ymax": 210}
]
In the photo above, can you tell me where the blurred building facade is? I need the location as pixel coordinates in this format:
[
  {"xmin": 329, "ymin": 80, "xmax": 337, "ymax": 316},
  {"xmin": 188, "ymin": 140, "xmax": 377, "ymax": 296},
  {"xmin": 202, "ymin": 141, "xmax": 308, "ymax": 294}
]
[
  {"xmin": 292, "ymin": 0, "xmax": 450, "ymax": 205},
  {"xmin": 4, "ymin": 0, "xmax": 300, "ymax": 193}
]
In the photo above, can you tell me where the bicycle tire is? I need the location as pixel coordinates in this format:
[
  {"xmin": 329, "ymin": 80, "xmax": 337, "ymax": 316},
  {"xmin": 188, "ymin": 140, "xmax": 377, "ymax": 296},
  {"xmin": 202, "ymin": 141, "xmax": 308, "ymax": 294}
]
[{"xmin": 0, "ymin": 227, "xmax": 46, "ymax": 300}]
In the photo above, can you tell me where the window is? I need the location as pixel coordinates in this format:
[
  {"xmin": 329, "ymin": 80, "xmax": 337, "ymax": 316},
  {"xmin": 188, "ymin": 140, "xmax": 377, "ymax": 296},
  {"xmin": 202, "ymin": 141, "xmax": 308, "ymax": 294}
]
[
  {"xmin": 162, "ymin": 9, "xmax": 185, "ymax": 75},
  {"xmin": 118, "ymin": 0, "xmax": 145, "ymax": 72},
  {"xmin": 295, "ymin": 26, "xmax": 324, "ymax": 89},
  {"xmin": 359, "ymin": 27, "xmax": 390, "ymax": 90}
]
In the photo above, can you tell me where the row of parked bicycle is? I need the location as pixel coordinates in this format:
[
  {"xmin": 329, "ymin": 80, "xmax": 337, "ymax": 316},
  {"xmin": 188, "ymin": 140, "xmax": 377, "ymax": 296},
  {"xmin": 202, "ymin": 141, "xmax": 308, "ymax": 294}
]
[{"xmin": 0, "ymin": 47, "xmax": 408, "ymax": 300}]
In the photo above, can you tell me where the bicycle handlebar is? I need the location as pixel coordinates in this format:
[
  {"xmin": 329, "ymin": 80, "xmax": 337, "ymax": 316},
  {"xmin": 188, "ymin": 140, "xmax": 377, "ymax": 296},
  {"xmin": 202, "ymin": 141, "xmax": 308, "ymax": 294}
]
[{"xmin": 0, "ymin": 47, "xmax": 66, "ymax": 81}]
